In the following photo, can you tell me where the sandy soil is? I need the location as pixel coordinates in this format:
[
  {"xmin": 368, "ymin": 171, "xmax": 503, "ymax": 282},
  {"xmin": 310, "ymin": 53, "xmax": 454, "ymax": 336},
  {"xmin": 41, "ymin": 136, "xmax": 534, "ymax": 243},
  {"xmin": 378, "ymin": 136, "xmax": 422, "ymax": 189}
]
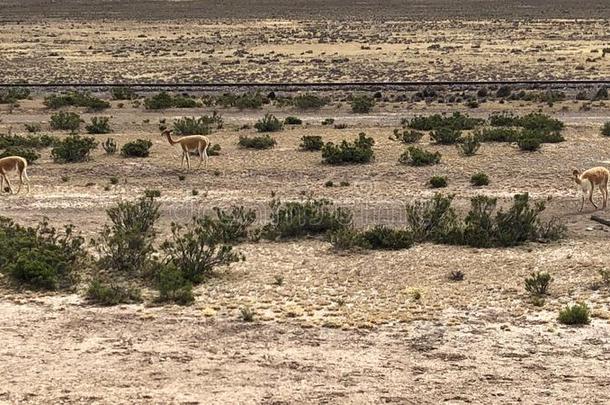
[{"xmin": 1, "ymin": 95, "xmax": 610, "ymax": 403}]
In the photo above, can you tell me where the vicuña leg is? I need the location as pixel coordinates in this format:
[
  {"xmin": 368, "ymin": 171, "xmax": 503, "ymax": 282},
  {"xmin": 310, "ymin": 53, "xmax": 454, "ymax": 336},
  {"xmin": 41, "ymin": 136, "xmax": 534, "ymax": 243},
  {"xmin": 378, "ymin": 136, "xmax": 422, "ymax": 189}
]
[{"xmin": 589, "ymin": 188, "xmax": 598, "ymax": 209}]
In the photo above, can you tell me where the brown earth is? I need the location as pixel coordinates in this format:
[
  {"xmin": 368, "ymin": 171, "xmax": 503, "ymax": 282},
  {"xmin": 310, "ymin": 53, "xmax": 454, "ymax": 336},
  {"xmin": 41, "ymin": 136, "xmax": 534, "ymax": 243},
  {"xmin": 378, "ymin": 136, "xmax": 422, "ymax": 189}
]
[{"xmin": 1, "ymin": 95, "xmax": 610, "ymax": 403}]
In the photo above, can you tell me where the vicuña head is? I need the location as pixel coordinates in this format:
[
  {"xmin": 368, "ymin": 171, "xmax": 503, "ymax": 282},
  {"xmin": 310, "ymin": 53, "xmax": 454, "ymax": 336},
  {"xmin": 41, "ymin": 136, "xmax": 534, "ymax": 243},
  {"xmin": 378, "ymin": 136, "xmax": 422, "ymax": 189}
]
[{"xmin": 572, "ymin": 166, "xmax": 609, "ymax": 212}]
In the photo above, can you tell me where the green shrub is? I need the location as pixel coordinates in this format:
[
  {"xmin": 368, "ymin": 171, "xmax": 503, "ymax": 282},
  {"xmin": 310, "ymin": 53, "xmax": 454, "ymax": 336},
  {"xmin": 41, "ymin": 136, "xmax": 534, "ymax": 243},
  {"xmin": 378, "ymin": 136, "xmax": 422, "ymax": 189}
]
[
  {"xmin": 0, "ymin": 217, "xmax": 85, "ymax": 290},
  {"xmin": 390, "ymin": 129, "xmax": 423, "ymax": 144},
  {"xmin": 201, "ymin": 206, "xmax": 257, "ymax": 244},
  {"xmin": 284, "ymin": 116, "xmax": 302, "ymax": 125},
  {"xmin": 50, "ymin": 111, "xmax": 82, "ymax": 131},
  {"xmin": 430, "ymin": 127, "xmax": 462, "ymax": 145},
  {"xmin": 478, "ymin": 127, "xmax": 520, "ymax": 142},
  {"xmin": 260, "ymin": 198, "xmax": 352, "ymax": 240},
  {"xmin": 234, "ymin": 92, "xmax": 265, "ymax": 109},
  {"xmin": 517, "ymin": 133, "xmax": 542, "ymax": 151},
  {"xmin": 457, "ymin": 135, "xmax": 481, "ymax": 156},
  {"xmin": 102, "ymin": 138, "xmax": 117, "ymax": 154},
  {"xmin": 144, "ymin": 92, "xmax": 174, "ymax": 109},
  {"xmin": 238, "ymin": 134, "xmax": 276, "ymax": 149},
  {"xmin": 85, "ymin": 116, "xmax": 111, "ymax": 134},
  {"xmin": 406, "ymin": 112, "xmax": 484, "ymax": 131},
  {"xmin": 154, "ymin": 264, "xmax": 194, "ymax": 305},
  {"xmin": 0, "ymin": 133, "xmax": 57, "ymax": 149},
  {"xmin": 406, "ymin": 194, "xmax": 460, "ymax": 243},
  {"xmin": 489, "ymin": 112, "xmax": 519, "ymax": 127},
  {"xmin": 0, "ymin": 87, "xmax": 30, "ymax": 104},
  {"xmin": 300, "ymin": 135, "xmax": 324, "ymax": 151},
  {"xmin": 110, "ymin": 86, "xmax": 137, "ymax": 100},
  {"xmin": 558, "ymin": 303, "xmax": 590, "ymax": 325},
  {"xmin": 94, "ymin": 194, "xmax": 160, "ymax": 277},
  {"xmin": 321, "ymin": 118, "xmax": 335, "ymax": 126},
  {"xmin": 121, "ymin": 139, "xmax": 152, "ymax": 157},
  {"xmin": 0, "ymin": 147, "xmax": 40, "ymax": 164},
  {"xmin": 51, "ymin": 134, "xmax": 98, "ymax": 162},
  {"xmin": 293, "ymin": 94, "xmax": 328, "ymax": 110},
  {"xmin": 24, "ymin": 123, "xmax": 41, "ymax": 133},
  {"xmin": 429, "ymin": 176, "xmax": 447, "ymax": 188},
  {"xmin": 496, "ymin": 85, "xmax": 512, "ymax": 98},
  {"xmin": 172, "ymin": 95, "xmax": 200, "ymax": 108},
  {"xmin": 358, "ymin": 226, "xmax": 413, "ymax": 250},
  {"xmin": 254, "ymin": 113, "xmax": 283, "ymax": 132},
  {"xmin": 161, "ymin": 218, "xmax": 244, "ymax": 285},
  {"xmin": 173, "ymin": 116, "xmax": 211, "ymax": 135},
  {"xmin": 44, "ymin": 92, "xmax": 110, "ymax": 111},
  {"xmin": 470, "ymin": 172, "xmax": 489, "ymax": 186},
  {"xmin": 86, "ymin": 279, "xmax": 142, "ymax": 306},
  {"xmin": 321, "ymin": 133, "xmax": 374, "ymax": 164},
  {"xmin": 208, "ymin": 143, "xmax": 221, "ymax": 156},
  {"xmin": 399, "ymin": 146, "xmax": 441, "ymax": 166},
  {"xmin": 351, "ymin": 95, "xmax": 374, "ymax": 113},
  {"xmin": 461, "ymin": 195, "xmax": 497, "ymax": 247},
  {"xmin": 518, "ymin": 113, "xmax": 564, "ymax": 133},
  {"xmin": 593, "ymin": 87, "xmax": 608, "ymax": 101},
  {"xmin": 601, "ymin": 122, "xmax": 610, "ymax": 137},
  {"xmin": 525, "ymin": 271, "xmax": 552, "ymax": 295}
]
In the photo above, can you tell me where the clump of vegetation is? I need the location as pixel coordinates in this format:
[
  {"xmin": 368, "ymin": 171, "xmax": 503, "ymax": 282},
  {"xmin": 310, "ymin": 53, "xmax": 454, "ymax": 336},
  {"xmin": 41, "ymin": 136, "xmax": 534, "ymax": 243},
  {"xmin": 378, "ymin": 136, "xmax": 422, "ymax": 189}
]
[
  {"xmin": 0, "ymin": 147, "xmax": 40, "ymax": 164},
  {"xmin": 173, "ymin": 113, "xmax": 223, "ymax": 135},
  {"xmin": 260, "ymin": 198, "xmax": 352, "ymax": 240},
  {"xmin": 357, "ymin": 226, "xmax": 413, "ymax": 250},
  {"xmin": 517, "ymin": 132, "xmax": 542, "ymax": 151},
  {"xmin": 448, "ymin": 270, "xmax": 464, "ymax": 281},
  {"xmin": 94, "ymin": 194, "xmax": 161, "ymax": 277},
  {"xmin": 399, "ymin": 146, "xmax": 441, "ymax": 166},
  {"xmin": 390, "ymin": 128, "xmax": 424, "ymax": 144},
  {"xmin": 406, "ymin": 112, "xmax": 484, "ymax": 131},
  {"xmin": 154, "ymin": 264, "xmax": 194, "ymax": 305},
  {"xmin": 254, "ymin": 113, "xmax": 283, "ymax": 132},
  {"xmin": 300, "ymin": 135, "xmax": 324, "ymax": 151},
  {"xmin": 85, "ymin": 116, "xmax": 111, "ymax": 134},
  {"xmin": 86, "ymin": 279, "xmax": 141, "ymax": 306},
  {"xmin": 457, "ymin": 135, "xmax": 481, "ymax": 156},
  {"xmin": 50, "ymin": 111, "xmax": 82, "ymax": 131},
  {"xmin": 293, "ymin": 94, "xmax": 328, "ymax": 110},
  {"xmin": 200, "ymin": 206, "xmax": 257, "ymax": 244},
  {"xmin": 0, "ymin": 87, "xmax": 30, "ymax": 104},
  {"xmin": 144, "ymin": 92, "xmax": 200, "ymax": 110},
  {"xmin": 240, "ymin": 307, "xmax": 255, "ymax": 322},
  {"xmin": 351, "ymin": 95, "xmax": 375, "ymax": 113},
  {"xmin": 525, "ymin": 271, "xmax": 552, "ymax": 296},
  {"xmin": 470, "ymin": 172, "xmax": 489, "ymax": 186},
  {"xmin": 284, "ymin": 116, "xmax": 302, "ymax": 125},
  {"xmin": 215, "ymin": 92, "xmax": 265, "ymax": 109},
  {"xmin": 44, "ymin": 91, "xmax": 110, "ymax": 111},
  {"xmin": 321, "ymin": 118, "xmax": 335, "ymax": 126},
  {"xmin": 102, "ymin": 138, "xmax": 117, "ymax": 154},
  {"xmin": 238, "ymin": 134, "xmax": 277, "ymax": 149},
  {"xmin": 477, "ymin": 127, "xmax": 520, "ymax": 142},
  {"xmin": 430, "ymin": 127, "xmax": 462, "ymax": 145},
  {"xmin": 110, "ymin": 86, "xmax": 137, "ymax": 100},
  {"xmin": 321, "ymin": 133, "xmax": 374, "ymax": 164},
  {"xmin": 429, "ymin": 175, "xmax": 448, "ymax": 188},
  {"xmin": 0, "ymin": 217, "xmax": 85, "ymax": 290},
  {"xmin": 0, "ymin": 133, "xmax": 57, "ymax": 149},
  {"xmin": 121, "ymin": 139, "xmax": 152, "ymax": 157},
  {"xmin": 558, "ymin": 303, "xmax": 591, "ymax": 325},
  {"xmin": 601, "ymin": 122, "xmax": 610, "ymax": 137},
  {"xmin": 51, "ymin": 134, "xmax": 98, "ymax": 163},
  {"xmin": 24, "ymin": 123, "xmax": 41, "ymax": 133}
]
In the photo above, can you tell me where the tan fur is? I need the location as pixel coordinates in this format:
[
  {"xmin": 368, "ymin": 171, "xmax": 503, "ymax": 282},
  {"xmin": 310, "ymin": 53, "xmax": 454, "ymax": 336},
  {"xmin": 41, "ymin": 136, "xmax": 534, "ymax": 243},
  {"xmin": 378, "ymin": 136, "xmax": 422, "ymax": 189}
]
[
  {"xmin": 162, "ymin": 129, "xmax": 210, "ymax": 170},
  {"xmin": 0, "ymin": 156, "xmax": 30, "ymax": 194},
  {"xmin": 573, "ymin": 167, "xmax": 609, "ymax": 211}
]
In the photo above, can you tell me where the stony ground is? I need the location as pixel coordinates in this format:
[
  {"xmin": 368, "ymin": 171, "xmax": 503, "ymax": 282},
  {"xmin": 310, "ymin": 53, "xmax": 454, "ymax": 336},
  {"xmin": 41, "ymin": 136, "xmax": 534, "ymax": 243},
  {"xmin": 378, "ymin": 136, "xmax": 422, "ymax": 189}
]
[{"xmin": 1, "ymin": 95, "xmax": 610, "ymax": 403}]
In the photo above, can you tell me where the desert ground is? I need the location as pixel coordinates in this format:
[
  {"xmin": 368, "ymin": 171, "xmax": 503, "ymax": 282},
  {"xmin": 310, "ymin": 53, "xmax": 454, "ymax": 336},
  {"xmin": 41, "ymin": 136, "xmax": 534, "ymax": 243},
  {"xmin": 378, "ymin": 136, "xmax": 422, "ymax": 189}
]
[{"xmin": 1, "ymin": 0, "xmax": 610, "ymax": 403}]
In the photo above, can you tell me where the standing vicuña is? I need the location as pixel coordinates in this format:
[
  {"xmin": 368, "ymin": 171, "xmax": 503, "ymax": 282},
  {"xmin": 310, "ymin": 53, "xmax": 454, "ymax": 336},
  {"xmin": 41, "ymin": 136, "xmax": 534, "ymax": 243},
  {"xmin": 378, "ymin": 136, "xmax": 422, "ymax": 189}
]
[
  {"xmin": 0, "ymin": 156, "xmax": 30, "ymax": 194},
  {"xmin": 162, "ymin": 129, "xmax": 210, "ymax": 170},
  {"xmin": 573, "ymin": 167, "xmax": 609, "ymax": 211}
]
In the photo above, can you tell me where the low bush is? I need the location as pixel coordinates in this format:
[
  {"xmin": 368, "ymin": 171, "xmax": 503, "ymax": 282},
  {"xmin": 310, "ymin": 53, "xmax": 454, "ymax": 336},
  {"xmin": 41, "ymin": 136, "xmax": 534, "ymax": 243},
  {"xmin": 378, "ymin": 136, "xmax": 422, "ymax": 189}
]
[
  {"xmin": 260, "ymin": 198, "xmax": 352, "ymax": 240},
  {"xmin": 470, "ymin": 172, "xmax": 489, "ymax": 186},
  {"xmin": 406, "ymin": 112, "xmax": 484, "ymax": 131},
  {"xmin": 24, "ymin": 123, "xmax": 41, "ymax": 133},
  {"xmin": 254, "ymin": 113, "xmax": 283, "ymax": 132},
  {"xmin": 390, "ymin": 129, "xmax": 424, "ymax": 144},
  {"xmin": 601, "ymin": 122, "xmax": 610, "ymax": 137},
  {"xmin": 429, "ymin": 175, "xmax": 447, "ymax": 188},
  {"xmin": 406, "ymin": 194, "xmax": 460, "ymax": 243},
  {"xmin": 0, "ymin": 87, "xmax": 30, "ymax": 104},
  {"xmin": 94, "ymin": 194, "xmax": 160, "ymax": 277},
  {"xmin": 321, "ymin": 133, "xmax": 374, "ymax": 164},
  {"xmin": 154, "ymin": 264, "xmax": 194, "ymax": 305},
  {"xmin": 86, "ymin": 279, "xmax": 142, "ymax": 306},
  {"xmin": 489, "ymin": 112, "xmax": 520, "ymax": 127},
  {"xmin": 238, "ymin": 134, "xmax": 276, "ymax": 149},
  {"xmin": 102, "ymin": 138, "xmax": 117, "ymax": 154},
  {"xmin": 525, "ymin": 271, "xmax": 552, "ymax": 295},
  {"xmin": 51, "ymin": 134, "xmax": 98, "ymax": 162},
  {"xmin": 300, "ymin": 135, "xmax": 324, "ymax": 151},
  {"xmin": 44, "ymin": 92, "xmax": 110, "ymax": 111},
  {"xmin": 430, "ymin": 127, "xmax": 462, "ymax": 145},
  {"xmin": 284, "ymin": 116, "xmax": 302, "ymax": 125},
  {"xmin": 0, "ymin": 147, "xmax": 40, "ymax": 164},
  {"xmin": 110, "ymin": 86, "xmax": 137, "ymax": 100},
  {"xmin": 457, "ymin": 135, "xmax": 481, "ymax": 156},
  {"xmin": 234, "ymin": 92, "xmax": 265, "ymax": 110},
  {"xmin": 0, "ymin": 217, "xmax": 85, "ymax": 290},
  {"xmin": 293, "ymin": 94, "xmax": 328, "ymax": 110},
  {"xmin": 399, "ymin": 146, "xmax": 441, "ymax": 166},
  {"xmin": 517, "ymin": 132, "xmax": 542, "ymax": 151},
  {"xmin": 358, "ymin": 225, "xmax": 413, "ymax": 250},
  {"xmin": 85, "ymin": 116, "xmax": 112, "ymax": 134},
  {"xmin": 121, "ymin": 139, "xmax": 152, "ymax": 157},
  {"xmin": 321, "ymin": 118, "xmax": 335, "ymax": 126},
  {"xmin": 50, "ymin": 111, "xmax": 82, "ymax": 131},
  {"xmin": 208, "ymin": 143, "xmax": 221, "ymax": 156},
  {"xmin": 477, "ymin": 128, "xmax": 520, "ymax": 142},
  {"xmin": 201, "ymin": 206, "xmax": 257, "ymax": 244},
  {"xmin": 558, "ymin": 303, "xmax": 590, "ymax": 325},
  {"xmin": 0, "ymin": 133, "xmax": 57, "ymax": 149},
  {"xmin": 144, "ymin": 92, "xmax": 200, "ymax": 109},
  {"xmin": 173, "ymin": 116, "xmax": 213, "ymax": 135},
  {"xmin": 351, "ymin": 95, "xmax": 374, "ymax": 113}
]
